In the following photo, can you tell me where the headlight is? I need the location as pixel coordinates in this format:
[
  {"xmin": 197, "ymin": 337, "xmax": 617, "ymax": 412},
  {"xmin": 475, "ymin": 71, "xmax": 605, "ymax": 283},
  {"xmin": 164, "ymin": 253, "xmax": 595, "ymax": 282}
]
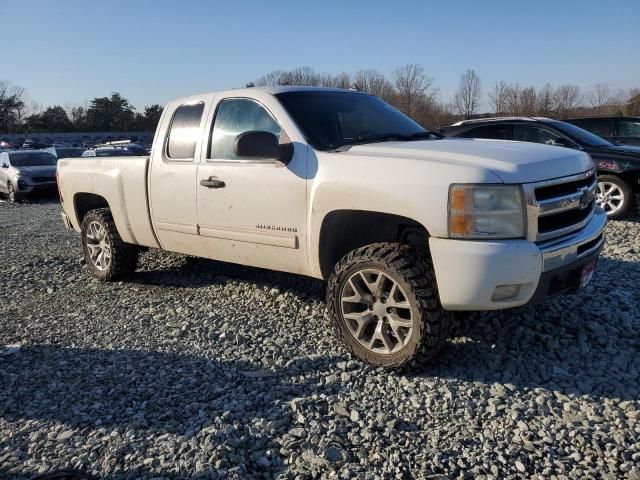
[{"xmin": 448, "ymin": 184, "xmax": 525, "ymax": 239}]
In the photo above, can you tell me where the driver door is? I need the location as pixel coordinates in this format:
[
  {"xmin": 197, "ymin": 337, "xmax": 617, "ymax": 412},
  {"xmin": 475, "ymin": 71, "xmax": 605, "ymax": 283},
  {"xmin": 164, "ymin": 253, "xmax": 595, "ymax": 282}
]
[{"xmin": 196, "ymin": 97, "xmax": 308, "ymax": 275}]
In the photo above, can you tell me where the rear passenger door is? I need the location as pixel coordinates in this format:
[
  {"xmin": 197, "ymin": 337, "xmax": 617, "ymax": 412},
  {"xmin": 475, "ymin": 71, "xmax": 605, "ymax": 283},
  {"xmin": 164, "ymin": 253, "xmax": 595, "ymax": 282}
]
[{"xmin": 148, "ymin": 100, "xmax": 209, "ymax": 257}]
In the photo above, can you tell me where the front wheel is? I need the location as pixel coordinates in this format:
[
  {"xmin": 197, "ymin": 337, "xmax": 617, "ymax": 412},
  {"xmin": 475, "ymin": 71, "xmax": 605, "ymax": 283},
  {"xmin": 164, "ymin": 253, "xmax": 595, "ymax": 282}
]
[
  {"xmin": 81, "ymin": 208, "xmax": 139, "ymax": 281},
  {"xmin": 327, "ymin": 243, "xmax": 452, "ymax": 369},
  {"xmin": 7, "ymin": 183, "xmax": 21, "ymax": 203},
  {"xmin": 596, "ymin": 175, "xmax": 632, "ymax": 219}
]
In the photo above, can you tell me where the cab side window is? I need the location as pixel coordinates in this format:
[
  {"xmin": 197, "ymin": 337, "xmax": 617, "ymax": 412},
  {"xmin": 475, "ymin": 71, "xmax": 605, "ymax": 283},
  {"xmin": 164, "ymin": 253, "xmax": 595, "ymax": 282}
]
[
  {"xmin": 460, "ymin": 124, "xmax": 508, "ymax": 140},
  {"xmin": 512, "ymin": 125, "xmax": 562, "ymax": 145},
  {"xmin": 209, "ymin": 98, "xmax": 281, "ymax": 160},
  {"xmin": 166, "ymin": 102, "xmax": 205, "ymax": 160}
]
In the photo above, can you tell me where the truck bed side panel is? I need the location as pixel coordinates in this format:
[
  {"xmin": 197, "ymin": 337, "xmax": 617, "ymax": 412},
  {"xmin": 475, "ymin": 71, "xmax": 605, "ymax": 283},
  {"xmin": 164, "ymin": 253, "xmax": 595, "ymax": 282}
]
[{"xmin": 58, "ymin": 156, "xmax": 160, "ymax": 248}]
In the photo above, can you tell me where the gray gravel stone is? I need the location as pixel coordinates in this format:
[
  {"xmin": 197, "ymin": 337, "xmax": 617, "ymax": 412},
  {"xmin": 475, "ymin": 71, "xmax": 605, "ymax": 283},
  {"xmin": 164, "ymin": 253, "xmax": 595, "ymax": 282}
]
[{"xmin": 1, "ymin": 199, "xmax": 639, "ymax": 479}]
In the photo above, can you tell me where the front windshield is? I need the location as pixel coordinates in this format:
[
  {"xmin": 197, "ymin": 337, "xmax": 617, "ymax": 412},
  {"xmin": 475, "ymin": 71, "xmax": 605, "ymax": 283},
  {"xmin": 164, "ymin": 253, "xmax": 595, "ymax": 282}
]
[
  {"xmin": 276, "ymin": 91, "xmax": 431, "ymax": 151},
  {"xmin": 549, "ymin": 121, "xmax": 613, "ymax": 148},
  {"xmin": 9, "ymin": 152, "xmax": 57, "ymax": 166}
]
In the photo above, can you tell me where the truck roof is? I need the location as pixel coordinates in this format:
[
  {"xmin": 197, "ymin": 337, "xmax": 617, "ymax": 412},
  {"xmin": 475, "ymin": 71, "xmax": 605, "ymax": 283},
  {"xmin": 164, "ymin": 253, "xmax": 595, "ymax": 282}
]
[{"xmin": 167, "ymin": 86, "xmax": 364, "ymax": 106}]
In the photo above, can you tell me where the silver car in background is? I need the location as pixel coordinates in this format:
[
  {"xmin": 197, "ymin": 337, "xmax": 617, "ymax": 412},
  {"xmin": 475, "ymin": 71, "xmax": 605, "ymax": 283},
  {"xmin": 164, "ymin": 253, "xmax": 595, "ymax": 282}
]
[{"xmin": 0, "ymin": 150, "xmax": 58, "ymax": 202}]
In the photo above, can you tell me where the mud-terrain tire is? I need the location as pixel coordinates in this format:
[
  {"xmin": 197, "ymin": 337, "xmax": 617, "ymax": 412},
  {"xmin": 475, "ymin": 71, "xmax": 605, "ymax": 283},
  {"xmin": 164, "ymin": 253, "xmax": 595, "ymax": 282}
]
[
  {"xmin": 81, "ymin": 208, "xmax": 139, "ymax": 281},
  {"xmin": 327, "ymin": 242, "xmax": 452, "ymax": 369}
]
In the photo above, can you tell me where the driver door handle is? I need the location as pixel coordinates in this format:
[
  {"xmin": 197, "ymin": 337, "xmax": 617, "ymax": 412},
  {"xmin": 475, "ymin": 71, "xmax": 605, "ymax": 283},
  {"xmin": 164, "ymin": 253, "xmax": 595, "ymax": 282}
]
[{"xmin": 200, "ymin": 177, "xmax": 226, "ymax": 189}]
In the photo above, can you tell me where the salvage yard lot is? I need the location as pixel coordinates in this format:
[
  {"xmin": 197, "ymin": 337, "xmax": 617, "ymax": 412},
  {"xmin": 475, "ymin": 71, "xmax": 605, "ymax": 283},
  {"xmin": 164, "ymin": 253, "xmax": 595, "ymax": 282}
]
[{"xmin": 1, "ymin": 199, "xmax": 639, "ymax": 479}]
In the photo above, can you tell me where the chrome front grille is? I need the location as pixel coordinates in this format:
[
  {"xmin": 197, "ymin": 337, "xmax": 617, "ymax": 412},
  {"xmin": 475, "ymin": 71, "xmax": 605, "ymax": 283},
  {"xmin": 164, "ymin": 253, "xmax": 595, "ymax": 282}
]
[{"xmin": 523, "ymin": 169, "xmax": 598, "ymax": 242}]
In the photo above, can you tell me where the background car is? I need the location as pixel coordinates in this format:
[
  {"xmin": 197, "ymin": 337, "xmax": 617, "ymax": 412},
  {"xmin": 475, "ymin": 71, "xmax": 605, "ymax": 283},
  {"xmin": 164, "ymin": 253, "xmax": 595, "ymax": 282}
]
[
  {"xmin": 44, "ymin": 147, "xmax": 86, "ymax": 160},
  {"xmin": 441, "ymin": 117, "xmax": 640, "ymax": 218},
  {"xmin": 566, "ymin": 116, "xmax": 640, "ymax": 146},
  {"xmin": 0, "ymin": 150, "xmax": 58, "ymax": 202}
]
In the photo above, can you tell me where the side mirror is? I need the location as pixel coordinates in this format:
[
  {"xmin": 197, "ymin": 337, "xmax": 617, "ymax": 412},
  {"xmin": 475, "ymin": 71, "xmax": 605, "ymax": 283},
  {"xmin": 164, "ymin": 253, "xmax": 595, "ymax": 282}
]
[
  {"xmin": 233, "ymin": 131, "xmax": 293, "ymax": 164},
  {"xmin": 1, "ymin": 163, "xmax": 8, "ymax": 169}
]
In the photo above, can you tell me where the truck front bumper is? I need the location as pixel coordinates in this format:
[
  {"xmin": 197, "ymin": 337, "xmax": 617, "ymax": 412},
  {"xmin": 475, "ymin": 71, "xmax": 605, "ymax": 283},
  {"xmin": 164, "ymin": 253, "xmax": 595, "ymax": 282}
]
[{"xmin": 429, "ymin": 207, "xmax": 607, "ymax": 311}]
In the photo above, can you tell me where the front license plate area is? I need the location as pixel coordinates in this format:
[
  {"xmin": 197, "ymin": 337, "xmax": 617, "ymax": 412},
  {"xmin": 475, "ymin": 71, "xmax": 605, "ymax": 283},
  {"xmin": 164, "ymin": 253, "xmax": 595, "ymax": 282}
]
[{"xmin": 579, "ymin": 259, "xmax": 597, "ymax": 289}]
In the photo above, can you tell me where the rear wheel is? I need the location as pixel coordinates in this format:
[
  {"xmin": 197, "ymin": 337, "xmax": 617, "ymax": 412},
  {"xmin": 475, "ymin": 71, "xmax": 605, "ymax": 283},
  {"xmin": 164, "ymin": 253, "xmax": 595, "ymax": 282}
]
[
  {"xmin": 596, "ymin": 175, "xmax": 632, "ymax": 219},
  {"xmin": 327, "ymin": 242, "xmax": 452, "ymax": 369},
  {"xmin": 81, "ymin": 208, "xmax": 139, "ymax": 281}
]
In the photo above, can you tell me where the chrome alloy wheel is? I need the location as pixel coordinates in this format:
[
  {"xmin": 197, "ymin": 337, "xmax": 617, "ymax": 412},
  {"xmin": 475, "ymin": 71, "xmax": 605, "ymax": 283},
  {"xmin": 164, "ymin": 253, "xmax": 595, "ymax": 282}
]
[
  {"xmin": 85, "ymin": 220, "xmax": 112, "ymax": 271},
  {"xmin": 340, "ymin": 269, "xmax": 414, "ymax": 354},
  {"xmin": 596, "ymin": 181, "xmax": 625, "ymax": 215}
]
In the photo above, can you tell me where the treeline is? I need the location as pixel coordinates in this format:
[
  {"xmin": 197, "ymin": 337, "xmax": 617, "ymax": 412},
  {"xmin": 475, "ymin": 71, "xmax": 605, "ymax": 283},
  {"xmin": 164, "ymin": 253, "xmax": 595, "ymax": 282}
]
[
  {"xmin": 253, "ymin": 66, "xmax": 640, "ymax": 129},
  {"xmin": 3, "ymin": 67, "xmax": 640, "ymax": 134},
  {"xmin": 0, "ymin": 82, "xmax": 162, "ymax": 134}
]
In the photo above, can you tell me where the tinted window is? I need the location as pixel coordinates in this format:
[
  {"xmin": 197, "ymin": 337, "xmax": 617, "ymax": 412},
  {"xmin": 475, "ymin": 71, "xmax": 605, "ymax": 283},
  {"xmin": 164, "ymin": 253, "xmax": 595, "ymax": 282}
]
[
  {"xmin": 9, "ymin": 152, "xmax": 57, "ymax": 166},
  {"xmin": 167, "ymin": 102, "xmax": 205, "ymax": 159},
  {"xmin": 210, "ymin": 98, "xmax": 281, "ymax": 160},
  {"xmin": 619, "ymin": 120, "xmax": 640, "ymax": 137},
  {"xmin": 276, "ymin": 91, "xmax": 428, "ymax": 151},
  {"xmin": 460, "ymin": 124, "xmax": 508, "ymax": 140},
  {"xmin": 56, "ymin": 148, "xmax": 85, "ymax": 158},
  {"xmin": 512, "ymin": 125, "xmax": 563, "ymax": 145},
  {"xmin": 548, "ymin": 121, "xmax": 613, "ymax": 147},
  {"xmin": 571, "ymin": 118, "xmax": 611, "ymax": 137}
]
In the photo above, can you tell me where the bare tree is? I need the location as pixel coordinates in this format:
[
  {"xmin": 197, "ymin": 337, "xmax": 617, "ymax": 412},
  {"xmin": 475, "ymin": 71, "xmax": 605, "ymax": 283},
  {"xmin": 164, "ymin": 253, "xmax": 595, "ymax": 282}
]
[
  {"xmin": 589, "ymin": 84, "xmax": 611, "ymax": 113},
  {"xmin": 254, "ymin": 67, "xmax": 322, "ymax": 86},
  {"xmin": 505, "ymin": 83, "xmax": 521, "ymax": 115},
  {"xmin": 392, "ymin": 64, "xmax": 438, "ymax": 119},
  {"xmin": 519, "ymin": 86, "xmax": 538, "ymax": 116},
  {"xmin": 536, "ymin": 83, "xmax": 555, "ymax": 117},
  {"xmin": 320, "ymin": 72, "xmax": 351, "ymax": 89},
  {"xmin": 627, "ymin": 88, "xmax": 640, "ymax": 116},
  {"xmin": 554, "ymin": 84, "xmax": 582, "ymax": 118},
  {"xmin": 488, "ymin": 81, "xmax": 509, "ymax": 115},
  {"xmin": 353, "ymin": 69, "xmax": 395, "ymax": 103},
  {"xmin": 453, "ymin": 69, "xmax": 482, "ymax": 119}
]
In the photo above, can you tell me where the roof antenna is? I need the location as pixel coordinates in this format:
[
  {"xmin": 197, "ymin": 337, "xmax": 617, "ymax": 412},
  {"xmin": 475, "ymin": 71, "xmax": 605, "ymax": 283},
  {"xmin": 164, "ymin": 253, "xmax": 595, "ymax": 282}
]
[{"xmin": 350, "ymin": 83, "xmax": 361, "ymax": 92}]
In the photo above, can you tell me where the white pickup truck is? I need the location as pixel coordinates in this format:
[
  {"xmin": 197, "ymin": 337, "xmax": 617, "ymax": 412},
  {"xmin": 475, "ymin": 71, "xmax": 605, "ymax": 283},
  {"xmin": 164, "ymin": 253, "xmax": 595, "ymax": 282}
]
[{"xmin": 57, "ymin": 86, "xmax": 607, "ymax": 368}]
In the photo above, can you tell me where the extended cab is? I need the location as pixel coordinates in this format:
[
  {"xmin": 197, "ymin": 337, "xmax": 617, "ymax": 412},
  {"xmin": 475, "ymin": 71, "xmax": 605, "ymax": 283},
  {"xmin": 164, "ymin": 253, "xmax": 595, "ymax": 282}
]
[{"xmin": 57, "ymin": 87, "xmax": 607, "ymax": 368}]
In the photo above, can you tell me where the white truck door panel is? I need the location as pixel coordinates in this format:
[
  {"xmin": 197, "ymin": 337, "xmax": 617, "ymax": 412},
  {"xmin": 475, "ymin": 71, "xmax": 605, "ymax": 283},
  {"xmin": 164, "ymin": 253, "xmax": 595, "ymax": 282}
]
[
  {"xmin": 148, "ymin": 100, "xmax": 208, "ymax": 257},
  {"xmin": 196, "ymin": 97, "xmax": 308, "ymax": 275}
]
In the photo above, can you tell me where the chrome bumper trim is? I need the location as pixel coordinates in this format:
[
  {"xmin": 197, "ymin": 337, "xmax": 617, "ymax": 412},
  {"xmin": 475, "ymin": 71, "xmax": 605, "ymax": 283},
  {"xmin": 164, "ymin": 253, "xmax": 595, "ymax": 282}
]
[{"xmin": 539, "ymin": 207, "xmax": 607, "ymax": 272}]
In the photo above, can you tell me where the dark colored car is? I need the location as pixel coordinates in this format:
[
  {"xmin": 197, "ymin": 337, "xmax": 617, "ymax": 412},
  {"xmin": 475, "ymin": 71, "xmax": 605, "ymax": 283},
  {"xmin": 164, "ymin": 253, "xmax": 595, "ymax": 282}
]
[
  {"xmin": 22, "ymin": 139, "xmax": 51, "ymax": 150},
  {"xmin": 441, "ymin": 117, "xmax": 640, "ymax": 218},
  {"xmin": 566, "ymin": 116, "xmax": 640, "ymax": 146},
  {"xmin": 49, "ymin": 147, "xmax": 86, "ymax": 160}
]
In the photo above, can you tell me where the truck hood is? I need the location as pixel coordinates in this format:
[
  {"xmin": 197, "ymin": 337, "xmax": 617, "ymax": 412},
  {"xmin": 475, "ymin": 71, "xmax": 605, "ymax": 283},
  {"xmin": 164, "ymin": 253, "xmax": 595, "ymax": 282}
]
[{"xmin": 346, "ymin": 138, "xmax": 594, "ymax": 183}]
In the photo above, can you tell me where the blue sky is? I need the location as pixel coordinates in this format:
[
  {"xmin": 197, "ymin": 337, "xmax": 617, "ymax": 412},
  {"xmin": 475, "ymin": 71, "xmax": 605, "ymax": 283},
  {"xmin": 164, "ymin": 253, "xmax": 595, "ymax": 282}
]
[{"xmin": 3, "ymin": 0, "xmax": 639, "ymax": 111}]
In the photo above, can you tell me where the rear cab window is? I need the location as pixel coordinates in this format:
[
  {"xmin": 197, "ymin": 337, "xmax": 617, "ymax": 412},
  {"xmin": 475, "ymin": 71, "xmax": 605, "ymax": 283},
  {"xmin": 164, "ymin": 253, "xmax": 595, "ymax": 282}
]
[{"xmin": 166, "ymin": 102, "xmax": 205, "ymax": 160}]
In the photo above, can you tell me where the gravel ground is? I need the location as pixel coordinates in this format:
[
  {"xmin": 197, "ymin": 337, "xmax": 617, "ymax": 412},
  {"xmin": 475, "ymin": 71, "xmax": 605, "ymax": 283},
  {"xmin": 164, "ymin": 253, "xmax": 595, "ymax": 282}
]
[{"xmin": 1, "ymin": 198, "xmax": 639, "ymax": 480}]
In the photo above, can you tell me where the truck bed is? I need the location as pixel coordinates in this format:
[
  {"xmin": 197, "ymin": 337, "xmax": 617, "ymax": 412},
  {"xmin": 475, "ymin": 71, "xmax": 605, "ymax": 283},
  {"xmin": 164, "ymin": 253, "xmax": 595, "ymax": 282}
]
[{"xmin": 57, "ymin": 155, "xmax": 159, "ymax": 248}]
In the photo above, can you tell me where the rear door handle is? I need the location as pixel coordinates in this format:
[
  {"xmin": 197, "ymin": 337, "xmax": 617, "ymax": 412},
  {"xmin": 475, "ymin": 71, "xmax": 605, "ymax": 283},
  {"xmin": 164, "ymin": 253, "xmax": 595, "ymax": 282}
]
[{"xmin": 200, "ymin": 177, "xmax": 226, "ymax": 189}]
